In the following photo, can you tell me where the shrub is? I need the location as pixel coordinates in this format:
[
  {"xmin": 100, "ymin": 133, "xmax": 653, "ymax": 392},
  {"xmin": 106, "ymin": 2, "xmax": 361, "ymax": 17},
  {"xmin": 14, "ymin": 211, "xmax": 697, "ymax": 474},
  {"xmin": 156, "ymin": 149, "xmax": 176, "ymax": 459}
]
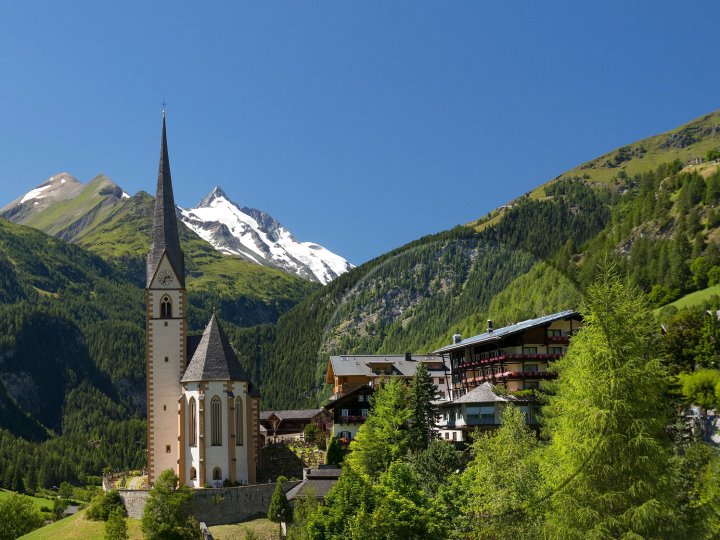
[{"xmin": 87, "ymin": 490, "xmax": 126, "ymax": 521}]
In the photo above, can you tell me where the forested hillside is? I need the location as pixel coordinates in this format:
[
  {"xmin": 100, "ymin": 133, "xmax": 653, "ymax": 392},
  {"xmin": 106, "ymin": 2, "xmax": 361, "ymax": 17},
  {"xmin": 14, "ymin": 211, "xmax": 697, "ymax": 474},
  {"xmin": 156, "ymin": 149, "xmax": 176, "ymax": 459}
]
[{"xmin": 0, "ymin": 215, "xmax": 312, "ymax": 491}]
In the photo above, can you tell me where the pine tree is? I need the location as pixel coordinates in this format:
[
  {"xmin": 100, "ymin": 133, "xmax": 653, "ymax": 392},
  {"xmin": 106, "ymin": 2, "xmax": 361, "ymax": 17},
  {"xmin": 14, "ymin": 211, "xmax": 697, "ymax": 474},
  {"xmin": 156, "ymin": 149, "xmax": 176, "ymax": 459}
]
[
  {"xmin": 543, "ymin": 267, "xmax": 683, "ymax": 539},
  {"xmin": 407, "ymin": 363, "xmax": 439, "ymax": 452},
  {"xmin": 104, "ymin": 506, "xmax": 129, "ymax": 540},
  {"xmin": 345, "ymin": 377, "xmax": 410, "ymax": 479},
  {"xmin": 267, "ymin": 476, "xmax": 292, "ymax": 524}
]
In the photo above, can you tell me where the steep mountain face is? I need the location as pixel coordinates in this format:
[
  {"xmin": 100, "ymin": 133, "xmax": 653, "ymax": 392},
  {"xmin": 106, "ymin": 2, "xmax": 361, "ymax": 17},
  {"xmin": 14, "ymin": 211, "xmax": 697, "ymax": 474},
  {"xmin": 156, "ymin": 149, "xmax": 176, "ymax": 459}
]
[
  {"xmin": 179, "ymin": 187, "xmax": 352, "ymax": 284},
  {"xmin": 2, "ymin": 178, "xmax": 351, "ymax": 284},
  {"xmin": 1, "ymin": 173, "xmax": 127, "ymax": 241}
]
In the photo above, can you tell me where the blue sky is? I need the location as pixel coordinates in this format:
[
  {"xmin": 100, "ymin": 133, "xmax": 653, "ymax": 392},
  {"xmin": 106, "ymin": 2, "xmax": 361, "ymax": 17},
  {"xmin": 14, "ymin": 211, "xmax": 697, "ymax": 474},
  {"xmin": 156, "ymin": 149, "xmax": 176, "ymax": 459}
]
[{"xmin": 1, "ymin": 2, "xmax": 719, "ymax": 264}]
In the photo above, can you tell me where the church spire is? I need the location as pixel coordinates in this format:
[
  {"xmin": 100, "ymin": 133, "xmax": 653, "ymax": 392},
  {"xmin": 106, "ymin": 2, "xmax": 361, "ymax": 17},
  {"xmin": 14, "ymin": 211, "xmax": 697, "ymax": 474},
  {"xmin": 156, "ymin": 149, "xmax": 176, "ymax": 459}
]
[{"xmin": 147, "ymin": 113, "xmax": 185, "ymax": 287}]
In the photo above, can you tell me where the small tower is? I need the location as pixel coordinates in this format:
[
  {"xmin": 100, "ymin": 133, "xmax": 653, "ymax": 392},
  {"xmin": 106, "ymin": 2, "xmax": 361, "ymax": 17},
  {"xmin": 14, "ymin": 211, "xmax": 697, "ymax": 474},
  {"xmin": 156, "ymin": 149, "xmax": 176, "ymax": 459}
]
[
  {"xmin": 146, "ymin": 113, "xmax": 187, "ymax": 485},
  {"xmin": 180, "ymin": 313, "xmax": 260, "ymax": 487}
]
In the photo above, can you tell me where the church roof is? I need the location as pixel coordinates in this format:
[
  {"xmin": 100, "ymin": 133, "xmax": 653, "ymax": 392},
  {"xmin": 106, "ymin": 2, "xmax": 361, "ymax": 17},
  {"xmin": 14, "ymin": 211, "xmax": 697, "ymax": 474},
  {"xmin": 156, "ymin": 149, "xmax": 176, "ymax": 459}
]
[
  {"xmin": 181, "ymin": 313, "xmax": 250, "ymax": 383},
  {"xmin": 147, "ymin": 113, "xmax": 185, "ymax": 287}
]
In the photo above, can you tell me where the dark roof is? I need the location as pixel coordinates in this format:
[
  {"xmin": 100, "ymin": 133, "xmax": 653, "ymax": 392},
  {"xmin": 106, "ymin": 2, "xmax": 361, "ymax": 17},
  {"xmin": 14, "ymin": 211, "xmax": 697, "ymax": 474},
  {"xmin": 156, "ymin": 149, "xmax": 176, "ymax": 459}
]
[
  {"xmin": 286, "ymin": 479, "xmax": 338, "ymax": 501},
  {"xmin": 181, "ymin": 314, "xmax": 250, "ymax": 382},
  {"xmin": 433, "ymin": 310, "xmax": 579, "ymax": 354},
  {"xmin": 324, "ymin": 384, "xmax": 374, "ymax": 410},
  {"xmin": 260, "ymin": 409, "xmax": 325, "ymax": 421},
  {"xmin": 147, "ymin": 114, "xmax": 185, "ymax": 287}
]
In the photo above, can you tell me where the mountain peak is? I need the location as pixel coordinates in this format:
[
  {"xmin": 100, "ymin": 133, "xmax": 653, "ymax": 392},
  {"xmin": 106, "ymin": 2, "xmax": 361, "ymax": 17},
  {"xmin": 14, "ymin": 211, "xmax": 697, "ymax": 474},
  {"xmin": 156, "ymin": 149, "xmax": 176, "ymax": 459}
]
[
  {"xmin": 198, "ymin": 186, "xmax": 230, "ymax": 208},
  {"xmin": 180, "ymin": 186, "xmax": 353, "ymax": 284}
]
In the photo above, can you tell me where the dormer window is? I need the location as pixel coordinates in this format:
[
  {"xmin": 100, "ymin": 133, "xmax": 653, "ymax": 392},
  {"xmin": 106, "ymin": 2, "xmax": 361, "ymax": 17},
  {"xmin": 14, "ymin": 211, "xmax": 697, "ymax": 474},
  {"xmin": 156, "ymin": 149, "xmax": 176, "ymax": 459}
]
[{"xmin": 161, "ymin": 296, "xmax": 172, "ymax": 318}]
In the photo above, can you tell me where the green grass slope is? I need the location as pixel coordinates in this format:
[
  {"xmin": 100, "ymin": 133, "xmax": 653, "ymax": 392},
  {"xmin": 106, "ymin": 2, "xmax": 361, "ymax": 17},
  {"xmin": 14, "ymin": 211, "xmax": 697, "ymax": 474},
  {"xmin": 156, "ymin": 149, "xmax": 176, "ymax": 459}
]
[
  {"xmin": 20, "ymin": 509, "xmax": 143, "ymax": 540},
  {"xmin": 470, "ymin": 109, "xmax": 720, "ymax": 231},
  {"xmin": 18, "ymin": 175, "xmax": 124, "ymax": 241},
  {"xmin": 660, "ymin": 283, "xmax": 720, "ymax": 312}
]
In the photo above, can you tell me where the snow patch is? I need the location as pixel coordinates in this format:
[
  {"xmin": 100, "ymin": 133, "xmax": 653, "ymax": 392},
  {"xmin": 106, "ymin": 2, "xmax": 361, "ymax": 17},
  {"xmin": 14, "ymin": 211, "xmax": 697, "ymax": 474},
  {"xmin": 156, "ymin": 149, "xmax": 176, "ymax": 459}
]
[
  {"xmin": 20, "ymin": 184, "xmax": 52, "ymax": 204},
  {"xmin": 121, "ymin": 192, "xmax": 130, "ymax": 199}
]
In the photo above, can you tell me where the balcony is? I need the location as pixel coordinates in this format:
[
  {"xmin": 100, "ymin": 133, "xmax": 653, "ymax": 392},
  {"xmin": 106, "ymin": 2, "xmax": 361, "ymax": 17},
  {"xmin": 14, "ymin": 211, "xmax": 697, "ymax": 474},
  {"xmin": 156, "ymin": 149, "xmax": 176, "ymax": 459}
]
[
  {"xmin": 465, "ymin": 371, "xmax": 558, "ymax": 384},
  {"xmin": 457, "ymin": 353, "xmax": 562, "ymax": 370},
  {"xmin": 339, "ymin": 415, "xmax": 366, "ymax": 424},
  {"xmin": 548, "ymin": 335, "xmax": 570, "ymax": 344}
]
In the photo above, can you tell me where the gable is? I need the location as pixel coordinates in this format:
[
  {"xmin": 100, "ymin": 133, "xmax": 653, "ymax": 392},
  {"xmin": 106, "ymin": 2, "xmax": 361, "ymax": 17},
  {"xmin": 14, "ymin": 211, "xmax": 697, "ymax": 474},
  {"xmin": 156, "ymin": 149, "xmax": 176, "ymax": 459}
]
[{"xmin": 149, "ymin": 252, "xmax": 182, "ymax": 289}]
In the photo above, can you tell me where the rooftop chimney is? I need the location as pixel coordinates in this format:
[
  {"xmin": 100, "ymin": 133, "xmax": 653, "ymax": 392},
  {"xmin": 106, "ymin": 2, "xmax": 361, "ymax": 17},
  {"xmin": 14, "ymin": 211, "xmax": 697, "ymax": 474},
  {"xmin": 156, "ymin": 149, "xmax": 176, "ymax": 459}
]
[
  {"xmin": 487, "ymin": 320, "xmax": 494, "ymax": 333},
  {"xmin": 452, "ymin": 333, "xmax": 462, "ymax": 344},
  {"xmin": 405, "ymin": 352, "xmax": 412, "ymax": 362}
]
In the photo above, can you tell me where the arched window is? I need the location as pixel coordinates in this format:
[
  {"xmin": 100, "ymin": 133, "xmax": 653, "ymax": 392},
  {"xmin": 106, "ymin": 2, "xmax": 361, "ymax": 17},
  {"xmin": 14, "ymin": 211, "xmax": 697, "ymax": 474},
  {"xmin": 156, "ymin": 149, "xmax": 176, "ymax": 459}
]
[
  {"xmin": 211, "ymin": 396, "xmax": 222, "ymax": 446},
  {"xmin": 161, "ymin": 296, "xmax": 172, "ymax": 318},
  {"xmin": 213, "ymin": 467, "xmax": 222, "ymax": 481},
  {"xmin": 189, "ymin": 398, "xmax": 197, "ymax": 446},
  {"xmin": 234, "ymin": 396, "xmax": 243, "ymax": 446},
  {"xmin": 190, "ymin": 467, "xmax": 197, "ymax": 480}
]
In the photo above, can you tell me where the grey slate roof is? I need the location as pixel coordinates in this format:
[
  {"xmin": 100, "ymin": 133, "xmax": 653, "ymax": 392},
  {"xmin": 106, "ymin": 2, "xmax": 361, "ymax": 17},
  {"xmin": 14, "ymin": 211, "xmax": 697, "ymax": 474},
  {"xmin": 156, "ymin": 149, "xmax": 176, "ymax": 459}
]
[
  {"xmin": 328, "ymin": 354, "xmax": 449, "ymax": 378},
  {"xmin": 286, "ymin": 479, "xmax": 338, "ymax": 501},
  {"xmin": 260, "ymin": 409, "xmax": 325, "ymax": 421},
  {"xmin": 147, "ymin": 114, "xmax": 185, "ymax": 287},
  {"xmin": 433, "ymin": 310, "xmax": 579, "ymax": 354},
  {"xmin": 437, "ymin": 382, "xmax": 508, "ymax": 407},
  {"xmin": 181, "ymin": 313, "xmax": 250, "ymax": 382}
]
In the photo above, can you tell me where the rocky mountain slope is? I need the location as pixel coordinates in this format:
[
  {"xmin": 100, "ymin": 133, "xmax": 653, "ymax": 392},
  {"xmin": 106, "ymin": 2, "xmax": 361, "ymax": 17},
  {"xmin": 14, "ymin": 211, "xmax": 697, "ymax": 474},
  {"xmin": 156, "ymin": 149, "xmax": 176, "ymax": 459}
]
[
  {"xmin": 179, "ymin": 187, "xmax": 352, "ymax": 284},
  {"xmin": 1, "ymin": 177, "xmax": 351, "ymax": 284}
]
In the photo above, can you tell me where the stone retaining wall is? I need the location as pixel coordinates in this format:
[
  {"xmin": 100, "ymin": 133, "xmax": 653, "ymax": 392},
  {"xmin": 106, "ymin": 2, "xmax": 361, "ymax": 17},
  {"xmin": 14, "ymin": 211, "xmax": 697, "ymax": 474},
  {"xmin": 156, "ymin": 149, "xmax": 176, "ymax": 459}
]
[{"xmin": 119, "ymin": 482, "xmax": 299, "ymax": 526}]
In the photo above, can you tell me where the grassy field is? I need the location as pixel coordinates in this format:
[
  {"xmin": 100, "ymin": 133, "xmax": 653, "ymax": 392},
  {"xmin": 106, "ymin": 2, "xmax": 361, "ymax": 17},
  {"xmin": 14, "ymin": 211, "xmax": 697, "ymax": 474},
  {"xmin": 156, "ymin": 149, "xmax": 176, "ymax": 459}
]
[
  {"xmin": 661, "ymin": 283, "xmax": 720, "ymax": 312},
  {"xmin": 210, "ymin": 517, "xmax": 281, "ymax": 540},
  {"xmin": 0, "ymin": 489, "xmax": 55, "ymax": 511},
  {"xmin": 20, "ymin": 509, "xmax": 143, "ymax": 540}
]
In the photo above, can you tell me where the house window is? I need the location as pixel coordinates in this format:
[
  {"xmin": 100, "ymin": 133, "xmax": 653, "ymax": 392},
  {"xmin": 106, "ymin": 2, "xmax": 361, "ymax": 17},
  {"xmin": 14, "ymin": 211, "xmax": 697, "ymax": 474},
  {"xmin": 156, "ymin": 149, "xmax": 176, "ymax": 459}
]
[
  {"xmin": 361, "ymin": 408, "xmax": 369, "ymax": 417},
  {"xmin": 341, "ymin": 409, "xmax": 349, "ymax": 417},
  {"xmin": 160, "ymin": 296, "xmax": 172, "ymax": 318},
  {"xmin": 213, "ymin": 467, "xmax": 221, "ymax": 481},
  {"xmin": 211, "ymin": 396, "xmax": 222, "ymax": 446},
  {"xmin": 189, "ymin": 398, "xmax": 197, "ymax": 446},
  {"xmin": 548, "ymin": 347, "xmax": 562, "ymax": 355},
  {"xmin": 235, "ymin": 396, "xmax": 243, "ymax": 446},
  {"xmin": 165, "ymin": 445, "xmax": 171, "ymax": 453},
  {"xmin": 548, "ymin": 329, "xmax": 561, "ymax": 337},
  {"xmin": 358, "ymin": 395, "xmax": 365, "ymax": 403},
  {"xmin": 190, "ymin": 467, "xmax": 197, "ymax": 480},
  {"xmin": 522, "ymin": 347, "xmax": 537, "ymax": 355},
  {"xmin": 525, "ymin": 364, "xmax": 538, "ymax": 372},
  {"xmin": 524, "ymin": 381, "xmax": 539, "ymax": 390}
]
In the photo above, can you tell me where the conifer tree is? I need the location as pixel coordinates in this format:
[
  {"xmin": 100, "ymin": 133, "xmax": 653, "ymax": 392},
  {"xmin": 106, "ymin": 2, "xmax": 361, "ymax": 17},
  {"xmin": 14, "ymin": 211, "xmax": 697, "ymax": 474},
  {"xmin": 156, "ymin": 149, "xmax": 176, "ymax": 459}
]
[
  {"xmin": 105, "ymin": 506, "xmax": 129, "ymax": 540},
  {"xmin": 542, "ymin": 267, "xmax": 682, "ymax": 539},
  {"xmin": 267, "ymin": 476, "xmax": 292, "ymax": 524},
  {"xmin": 345, "ymin": 377, "xmax": 410, "ymax": 479},
  {"xmin": 407, "ymin": 363, "xmax": 439, "ymax": 452}
]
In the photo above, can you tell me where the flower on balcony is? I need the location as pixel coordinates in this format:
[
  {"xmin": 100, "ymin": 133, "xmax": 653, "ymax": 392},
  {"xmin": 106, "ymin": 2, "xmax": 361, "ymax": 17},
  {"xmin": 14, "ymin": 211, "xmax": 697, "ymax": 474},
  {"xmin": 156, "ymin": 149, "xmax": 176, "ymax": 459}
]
[
  {"xmin": 349, "ymin": 415, "xmax": 358, "ymax": 422},
  {"xmin": 358, "ymin": 416, "xmax": 366, "ymax": 422},
  {"xmin": 339, "ymin": 437, "xmax": 349, "ymax": 445},
  {"xmin": 340, "ymin": 416, "xmax": 349, "ymax": 423}
]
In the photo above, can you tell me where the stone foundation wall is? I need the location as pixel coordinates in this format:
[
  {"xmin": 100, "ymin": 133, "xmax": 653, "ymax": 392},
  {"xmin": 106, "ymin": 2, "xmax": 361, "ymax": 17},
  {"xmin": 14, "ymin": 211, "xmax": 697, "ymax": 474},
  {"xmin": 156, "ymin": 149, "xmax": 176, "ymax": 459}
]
[{"xmin": 119, "ymin": 482, "xmax": 299, "ymax": 526}]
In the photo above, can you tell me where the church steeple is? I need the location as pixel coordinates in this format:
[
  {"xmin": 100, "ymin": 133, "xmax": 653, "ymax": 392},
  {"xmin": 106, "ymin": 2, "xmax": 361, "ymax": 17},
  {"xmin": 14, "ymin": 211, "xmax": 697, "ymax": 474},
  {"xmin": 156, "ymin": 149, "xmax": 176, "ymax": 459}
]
[{"xmin": 147, "ymin": 113, "xmax": 185, "ymax": 287}]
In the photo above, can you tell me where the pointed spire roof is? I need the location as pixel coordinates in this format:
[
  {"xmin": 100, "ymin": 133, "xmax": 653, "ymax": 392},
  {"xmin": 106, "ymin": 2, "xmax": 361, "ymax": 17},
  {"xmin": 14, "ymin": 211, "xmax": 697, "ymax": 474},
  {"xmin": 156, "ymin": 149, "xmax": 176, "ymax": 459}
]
[
  {"xmin": 181, "ymin": 313, "xmax": 250, "ymax": 383},
  {"xmin": 147, "ymin": 113, "xmax": 185, "ymax": 287}
]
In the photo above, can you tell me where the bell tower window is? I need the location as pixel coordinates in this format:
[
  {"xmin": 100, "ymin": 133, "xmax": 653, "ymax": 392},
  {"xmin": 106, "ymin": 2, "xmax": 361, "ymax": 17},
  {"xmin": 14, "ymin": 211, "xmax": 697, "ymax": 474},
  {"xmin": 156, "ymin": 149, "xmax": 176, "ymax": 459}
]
[{"xmin": 161, "ymin": 296, "xmax": 172, "ymax": 318}]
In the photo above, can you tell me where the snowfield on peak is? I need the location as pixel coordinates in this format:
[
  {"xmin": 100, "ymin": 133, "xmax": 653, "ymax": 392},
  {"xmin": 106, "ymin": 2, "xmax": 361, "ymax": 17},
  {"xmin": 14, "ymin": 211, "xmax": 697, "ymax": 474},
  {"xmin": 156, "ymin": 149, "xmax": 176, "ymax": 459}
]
[{"xmin": 179, "ymin": 187, "xmax": 353, "ymax": 284}]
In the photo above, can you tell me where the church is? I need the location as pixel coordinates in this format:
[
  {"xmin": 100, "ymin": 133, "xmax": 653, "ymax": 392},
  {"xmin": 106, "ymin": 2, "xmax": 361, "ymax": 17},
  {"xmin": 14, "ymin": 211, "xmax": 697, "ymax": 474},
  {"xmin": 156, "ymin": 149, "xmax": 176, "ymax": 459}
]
[{"xmin": 145, "ymin": 113, "xmax": 261, "ymax": 487}]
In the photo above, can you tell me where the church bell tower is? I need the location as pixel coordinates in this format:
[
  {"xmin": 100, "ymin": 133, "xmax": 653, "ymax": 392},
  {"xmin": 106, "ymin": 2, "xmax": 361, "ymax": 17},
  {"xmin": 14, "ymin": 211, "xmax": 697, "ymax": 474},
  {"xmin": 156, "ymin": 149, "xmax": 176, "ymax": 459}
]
[{"xmin": 146, "ymin": 112, "xmax": 187, "ymax": 485}]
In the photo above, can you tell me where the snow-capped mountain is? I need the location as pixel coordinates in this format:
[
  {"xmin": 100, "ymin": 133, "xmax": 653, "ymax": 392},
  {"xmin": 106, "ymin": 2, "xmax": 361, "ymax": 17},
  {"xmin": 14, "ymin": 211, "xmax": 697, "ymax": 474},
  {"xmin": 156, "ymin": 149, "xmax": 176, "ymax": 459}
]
[{"xmin": 179, "ymin": 187, "xmax": 353, "ymax": 284}]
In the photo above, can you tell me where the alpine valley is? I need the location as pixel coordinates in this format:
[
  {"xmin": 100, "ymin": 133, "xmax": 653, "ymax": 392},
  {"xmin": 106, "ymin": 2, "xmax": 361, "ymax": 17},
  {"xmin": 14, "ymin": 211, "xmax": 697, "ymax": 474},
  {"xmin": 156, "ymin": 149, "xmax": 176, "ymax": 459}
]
[{"xmin": 2, "ymin": 108, "xmax": 720, "ymax": 492}]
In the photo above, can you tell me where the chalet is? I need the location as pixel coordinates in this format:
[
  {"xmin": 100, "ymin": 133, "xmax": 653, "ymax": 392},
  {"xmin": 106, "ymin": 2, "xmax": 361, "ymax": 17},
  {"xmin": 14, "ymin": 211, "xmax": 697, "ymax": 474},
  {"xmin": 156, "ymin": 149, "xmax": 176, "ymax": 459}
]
[
  {"xmin": 436, "ymin": 382, "xmax": 536, "ymax": 442},
  {"xmin": 259, "ymin": 409, "xmax": 332, "ymax": 443},
  {"xmin": 325, "ymin": 353, "xmax": 451, "ymax": 400},
  {"xmin": 323, "ymin": 384, "xmax": 374, "ymax": 445},
  {"xmin": 433, "ymin": 310, "xmax": 582, "ymax": 398}
]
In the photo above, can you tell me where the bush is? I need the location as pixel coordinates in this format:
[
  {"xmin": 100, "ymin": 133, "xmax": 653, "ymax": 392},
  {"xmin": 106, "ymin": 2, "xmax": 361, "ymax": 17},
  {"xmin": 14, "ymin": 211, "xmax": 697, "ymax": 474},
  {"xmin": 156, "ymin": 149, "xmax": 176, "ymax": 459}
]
[{"xmin": 87, "ymin": 490, "xmax": 126, "ymax": 521}]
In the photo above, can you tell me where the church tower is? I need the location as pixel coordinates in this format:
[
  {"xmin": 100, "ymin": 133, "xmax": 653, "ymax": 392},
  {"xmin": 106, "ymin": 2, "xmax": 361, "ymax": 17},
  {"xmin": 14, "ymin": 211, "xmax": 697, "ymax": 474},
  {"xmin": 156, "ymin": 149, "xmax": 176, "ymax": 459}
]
[{"xmin": 146, "ymin": 112, "xmax": 187, "ymax": 485}]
